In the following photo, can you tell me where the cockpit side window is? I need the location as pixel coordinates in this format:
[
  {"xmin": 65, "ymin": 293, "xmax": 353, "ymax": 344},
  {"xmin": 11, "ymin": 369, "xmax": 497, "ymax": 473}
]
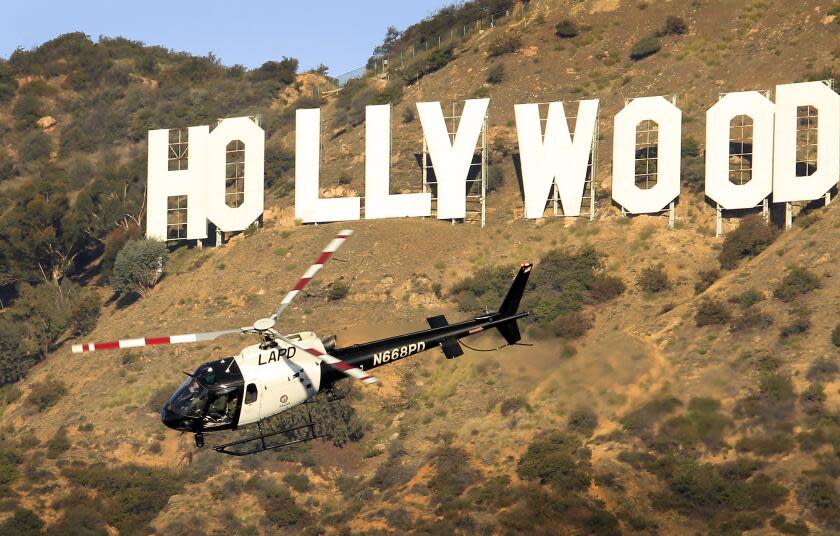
[{"xmin": 245, "ymin": 383, "xmax": 258, "ymax": 404}]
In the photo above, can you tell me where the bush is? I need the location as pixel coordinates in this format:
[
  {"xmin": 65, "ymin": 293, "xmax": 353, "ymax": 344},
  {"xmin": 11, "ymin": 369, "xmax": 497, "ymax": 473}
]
[
  {"xmin": 637, "ymin": 264, "xmax": 670, "ymax": 294},
  {"xmin": 402, "ymin": 108, "xmax": 415, "ymax": 123},
  {"xmin": 427, "ymin": 446, "xmax": 480, "ymax": 505},
  {"xmin": 736, "ymin": 431, "xmax": 794, "ymax": 456},
  {"xmin": 488, "ymin": 33, "xmax": 522, "ymax": 57},
  {"xmin": 486, "ymin": 165, "xmax": 504, "ymax": 191},
  {"xmin": 0, "ymin": 60, "xmax": 17, "ymax": 103},
  {"xmin": 694, "ymin": 268, "xmax": 719, "ymax": 294},
  {"xmin": 63, "ymin": 463, "xmax": 185, "ymax": 535},
  {"xmin": 0, "ymin": 148, "xmax": 18, "ymax": 181},
  {"xmin": 46, "ymin": 426, "xmax": 71, "ymax": 458},
  {"xmin": 629, "ymin": 36, "xmax": 661, "ymax": 60},
  {"xmin": 69, "ymin": 291, "xmax": 100, "ymax": 336},
  {"xmin": 27, "ymin": 378, "xmax": 68, "ymax": 411},
  {"xmin": 554, "ymin": 19, "xmax": 579, "ymax": 38},
  {"xmin": 798, "ymin": 477, "xmax": 840, "ymax": 528},
  {"xmin": 282, "ymin": 472, "xmax": 311, "ymax": 492},
  {"xmin": 807, "ymin": 358, "xmax": 839, "ymax": 382},
  {"xmin": 0, "ymin": 509, "xmax": 43, "ymax": 536},
  {"xmin": 773, "ymin": 266, "xmax": 820, "ymax": 302},
  {"xmin": 588, "ymin": 275, "xmax": 625, "ymax": 302},
  {"xmin": 486, "ymin": 63, "xmax": 505, "ymax": 85},
  {"xmin": 517, "ymin": 431, "xmax": 592, "ymax": 493},
  {"xmin": 779, "ymin": 313, "xmax": 811, "ymax": 339},
  {"xmin": 730, "ymin": 308, "xmax": 773, "ymax": 331},
  {"xmin": 500, "ymin": 396, "xmax": 530, "ymax": 416},
  {"xmin": 567, "ymin": 407, "xmax": 598, "ymax": 437},
  {"xmin": 20, "ymin": 130, "xmax": 52, "ymax": 163},
  {"xmin": 720, "ymin": 214, "xmax": 778, "ymax": 269},
  {"xmin": 658, "ymin": 16, "xmax": 688, "ymax": 36},
  {"xmin": 549, "ymin": 312, "xmax": 592, "ymax": 339},
  {"xmin": 112, "ymin": 239, "xmax": 169, "ymax": 296},
  {"xmin": 328, "ymin": 281, "xmax": 350, "ymax": 301},
  {"xmin": 452, "ymin": 265, "xmax": 514, "ymax": 311},
  {"xmin": 729, "ymin": 288, "xmax": 763, "ymax": 308},
  {"xmin": 695, "ymin": 298, "xmax": 732, "ymax": 327}
]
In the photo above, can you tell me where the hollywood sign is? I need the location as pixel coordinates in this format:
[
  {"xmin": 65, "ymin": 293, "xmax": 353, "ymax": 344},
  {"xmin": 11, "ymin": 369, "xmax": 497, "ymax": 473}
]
[{"xmin": 145, "ymin": 81, "xmax": 839, "ymax": 241}]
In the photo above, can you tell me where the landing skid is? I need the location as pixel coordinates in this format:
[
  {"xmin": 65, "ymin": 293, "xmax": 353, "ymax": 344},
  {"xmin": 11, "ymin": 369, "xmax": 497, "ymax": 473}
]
[{"xmin": 213, "ymin": 397, "xmax": 338, "ymax": 456}]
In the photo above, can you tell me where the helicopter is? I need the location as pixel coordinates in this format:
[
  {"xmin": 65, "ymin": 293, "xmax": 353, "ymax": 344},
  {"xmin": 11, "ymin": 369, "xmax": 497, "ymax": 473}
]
[{"xmin": 72, "ymin": 230, "xmax": 532, "ymax": 455}]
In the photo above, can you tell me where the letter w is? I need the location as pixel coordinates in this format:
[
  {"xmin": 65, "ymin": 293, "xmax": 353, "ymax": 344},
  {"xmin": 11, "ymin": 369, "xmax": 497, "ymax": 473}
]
[{"xmin": 515, "ymin": 100, "xmax": 599, "ymax": 218}]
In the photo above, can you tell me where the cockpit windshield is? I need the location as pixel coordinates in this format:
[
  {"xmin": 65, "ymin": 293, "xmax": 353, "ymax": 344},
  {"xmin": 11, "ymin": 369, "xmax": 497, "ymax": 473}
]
[{"xmin": 166, "ymin": 377, "xmax": 208, "ymax": 418}]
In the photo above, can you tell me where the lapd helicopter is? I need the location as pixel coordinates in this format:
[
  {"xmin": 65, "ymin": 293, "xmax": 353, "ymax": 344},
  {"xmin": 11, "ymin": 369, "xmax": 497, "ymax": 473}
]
[{"xmin": 72, "ymin": 230, "xmax": 532, "ymax": 455}]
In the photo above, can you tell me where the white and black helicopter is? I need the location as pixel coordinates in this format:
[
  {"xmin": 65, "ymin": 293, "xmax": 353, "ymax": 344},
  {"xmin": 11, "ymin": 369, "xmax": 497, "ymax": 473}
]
[{"xmin": 72, "ymin": 230, "xmax": 532, "ymax": 455}]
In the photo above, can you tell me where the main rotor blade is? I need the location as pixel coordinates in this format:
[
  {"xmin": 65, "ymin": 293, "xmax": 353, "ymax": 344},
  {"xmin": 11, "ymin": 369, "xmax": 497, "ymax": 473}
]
[
  {"xmin": 275, "ymin": 333, "xmax": 378, "ymax": 385},
  {"xmin": 71, "ymin": 327, "xmax": 245, "ymax": 353},
  {"xmin": 271, "ymin": 229, "xmax": 353, "ymax": 321}
]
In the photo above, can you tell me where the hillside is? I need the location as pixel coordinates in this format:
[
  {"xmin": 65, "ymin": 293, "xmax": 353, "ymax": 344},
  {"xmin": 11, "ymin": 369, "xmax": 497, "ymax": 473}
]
[{"xmin": 2, "ymin": 0, "xmax": 840, "ymax": 535}]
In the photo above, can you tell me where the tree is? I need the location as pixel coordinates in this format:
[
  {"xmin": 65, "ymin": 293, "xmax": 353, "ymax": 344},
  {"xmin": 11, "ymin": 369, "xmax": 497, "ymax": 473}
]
[
  {"xmin": 112, "ymin": 239, "xmax": 169, "ymax": 296},
  {"xmin": 554, "ymin": 19, "xmax": 579, "ymax": 38}
]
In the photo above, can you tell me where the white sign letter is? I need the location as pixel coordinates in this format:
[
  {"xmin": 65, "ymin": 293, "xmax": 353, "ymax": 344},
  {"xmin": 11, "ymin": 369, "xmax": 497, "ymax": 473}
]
[
  {"xmin": 515, "ymin": 100, "xmax": 598, "ymax": 218},
  {"xmin": 612, "ymin": 96, "xmax": 681, "ymax": 214},
  {"xmin": 773, "ymin": 81, "xmax": 840, "ymax": 203},
  {"xmin": 417, "ymin": 99, "xmax": 489, "ymax": 220},
  {"xmin": 207, "ymin": 117, "xmax": 265, "ymax": 232},
  {"xmin": 705, "ymin": 92, "xmax": 774, "ymax": 209},
  {"xmin": 364, "ymin": 105, "xmax": 431, "ymax": 219},
  {"xmin": 146, "ymin": 126, "xmax": 209, "ymax": 240},
  {"xmin": 294, "ymin": 108, "xmax": 360, "ymax": 223}
]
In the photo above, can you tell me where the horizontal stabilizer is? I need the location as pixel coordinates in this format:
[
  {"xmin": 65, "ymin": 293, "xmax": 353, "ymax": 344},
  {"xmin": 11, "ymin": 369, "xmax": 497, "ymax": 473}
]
[
  {"xmin": 427, "ymin": 315, "xmax": 449, "ymax": 329},
  {"xmin": 440, "ymin": 338, "xmax": 464, "ymax": 359}
]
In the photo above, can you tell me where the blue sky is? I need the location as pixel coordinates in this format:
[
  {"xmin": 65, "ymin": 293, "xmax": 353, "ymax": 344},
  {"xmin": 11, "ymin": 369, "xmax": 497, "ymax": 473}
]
[{"xmin": 0, "ymin": 0, "xmax": 455, "ymax": 75}]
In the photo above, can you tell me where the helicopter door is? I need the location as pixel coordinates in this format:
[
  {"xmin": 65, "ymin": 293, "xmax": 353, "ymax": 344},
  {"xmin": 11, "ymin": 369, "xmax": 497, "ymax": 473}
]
[{"xmin": 237, "ymin": 383, "xmax": 261, "ymax": 427}]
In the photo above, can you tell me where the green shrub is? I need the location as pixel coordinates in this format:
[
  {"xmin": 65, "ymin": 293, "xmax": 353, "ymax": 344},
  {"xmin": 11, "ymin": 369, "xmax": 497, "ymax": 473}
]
[
  {"xmin": 328, "ymin": 281, "xmax": 350, "ymax": 301},
  {"xmin": 27, "ymin": 378, "xmax": 67, "ymax": 411},
  {"xmin": 0, "ymin": 60, "xmax": 17, "ymax": 103},
  {"xmin": 554, "ymin": 19, "xmax": 579, "ymax": 38},
  {"xmin": 832, "ymin": 323, "xmax": 840, "ymax": 347},
  {"xmin": 621, "ymin": 396, "xmax": 682, "ymax": 440},
  {"xmin": 730, "ymin": 308, "xmax": 773, "ymax": 331},
  {"xmin": 20, "ymin": 130, "xmax": 52, "ymax": 163},
  {"xmin": 658, "ymin": 16, "xmax": 688, "ymax": 36},
  {"xmin": 637, "ymin": 264, "xmax": 670, "ymax": 294},
  {"xmin": 12, "ymin": 93, "xmax": 43, "ymax": 129},
  {"xmin": 629, "ymin": 36, "xmax": 661, "ymax": 60},
  {"xmin": 549, "ymin": 312, "xmax": 592, "ymax": 339},
  {"xmin": 695, "ymin": 298, "xmax": 732, "ymax": 327},
  {"xmin": 486, "ymin": 165, "xmax": 504, "ymax": 191},
  {"xmin": 63, "ymin": 463, "xmax": 184, "ymax": 535},
  {"xmin": 46, "ymin": 426, "xmax": 71, "ymax": 458},
  {"xmin": 282, "ymin": 472, "xmax": 311, "ymax": 493},
  {"xmin": 371, "ymin": 80, "xmax": 404, "ymax": 105},
  {"xmin": 517, "ymin": 431, "xmax": 592, "ymax": 493},
  {"xmin": 452, "ymin": 265, "xmax": 514, "ymax": 311},
  {"xmin": 0, "ymin": 148, "xmax": 18, "ymax": 181},
  {"xmin": 500, "ymin": 396, "xmax": 530, "ymax": 416},
  {"xmin": 427, "ymin": 446, "xmax": 480, "ymax": 505},
  {"xmin": 567, "ymin": 407, "xmax": 598, "ymax": 437},
  {"xmin": 0, "ymin": 508, "xmax": 43, "ymax": 536},
  {"xmin": 807, "ymin": 358, "xmax": 839, "ymax": 382},
  {"xmin": 588, "ymin": 275, "xmax": 625, "ymax": 302},
  {"xmin": 69, "ymin": 291, "xmax": 100, "ymax": 336},
  {"xmin": 720, "ymin": 215, "xmax": 778, "ymax": 269},
  {"xmin": 0, "ymin": 448, "xmax": 21, "ymax": 492},
  {"xmin": 486, "ymin": 63, "xmax": 505, "ymax": 84},
  {"xmin": 693, "ymin": 268, "xmax": 719, "ymax": 294},
  {"xmin": 773, "ymin": 266, "xmax": 820, "ymax": 302},
  {"xmin": 112, "ymin": 239, "xmax": 169, "ymax": 296},
  {"xmin": 402, "ymin": 107, "xmax": 415, "ymax": 123},
  {"xmin": 736, "ymin": 431, "xmax": 794, "ymax": 456},
  {"xmin": 729, "ymin": 288, "xmax": 763, "ymax": 308},
  {"xmin": 779, "ymin": 312, "xmax": 811, "ymax": 339},
  {"xmin": 798, "ymin": 477, "xmax": 840, "ymax": 528},
  {"xmin": 488, "ymin": 33, "xmax": 522, "ymax": 57},
  {"xmin": 657, "ymin": 398, "xmax": 731, "ymax": 451},
  {"xmin": 770, "ymin": 514, "xmax": 810, "ymax": 536}
]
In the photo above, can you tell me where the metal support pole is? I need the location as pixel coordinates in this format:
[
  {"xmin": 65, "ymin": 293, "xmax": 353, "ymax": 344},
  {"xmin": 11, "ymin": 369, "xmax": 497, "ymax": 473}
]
[
  {"xmin": 762, "ymin": 198, "xmax": 769, "ymax": 223},
  {"xmin": 715, "ymin": 204, "xmax": 723, "ymax": 237},
  {"xmin": 215, "ymin": 229, "xmax": 223, "ymax": 247},
  {"xmin": 668, "ymin": 202, "xmax": 676, "ymax": 229},
  {"xmin": 481, "ymin": 113, "xmax": 487, "ymax": 228},
  {"xmin": 785, "ymin": 202, "xmax": 792, "ymax": 229},
  {"xmin": 826, "ymin": 191, "xmax": 831, "ymax": 206}
]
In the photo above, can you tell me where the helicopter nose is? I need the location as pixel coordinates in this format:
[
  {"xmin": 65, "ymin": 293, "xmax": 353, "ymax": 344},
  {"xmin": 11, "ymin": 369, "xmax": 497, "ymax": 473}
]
[{"xmin": 160, "ymin": 406, "xmax": 193, "ymax": 432}]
